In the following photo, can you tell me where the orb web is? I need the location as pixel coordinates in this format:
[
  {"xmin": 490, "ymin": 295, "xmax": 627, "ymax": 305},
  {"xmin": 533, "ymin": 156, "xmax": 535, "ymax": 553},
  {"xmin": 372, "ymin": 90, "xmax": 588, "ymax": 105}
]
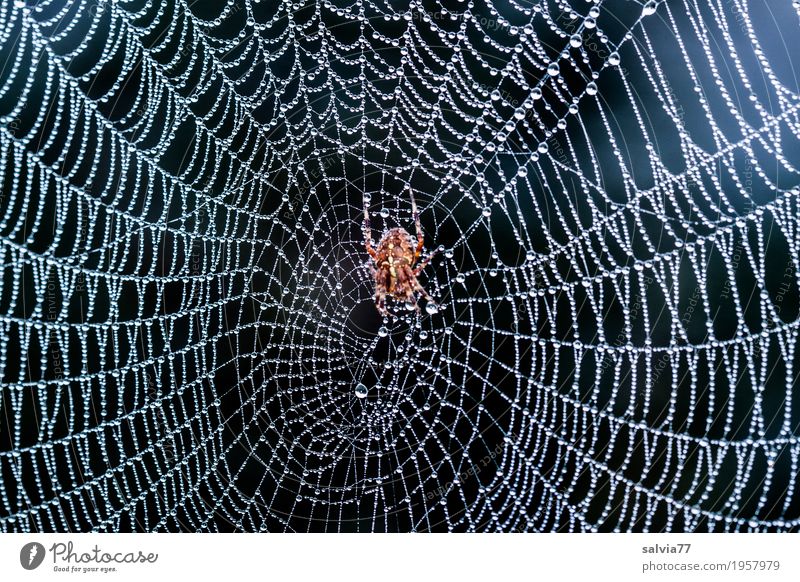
[{"xmin": 0, "ymin": 0, "xmax": 799, "ymax": 532}]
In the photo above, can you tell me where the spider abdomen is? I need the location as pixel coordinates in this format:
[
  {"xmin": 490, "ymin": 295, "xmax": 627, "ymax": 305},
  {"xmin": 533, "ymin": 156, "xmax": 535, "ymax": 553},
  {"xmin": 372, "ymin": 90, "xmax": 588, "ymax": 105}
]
[{"xmin": 364, "ymin": 194, "xmax": 438, "ymax": 315}]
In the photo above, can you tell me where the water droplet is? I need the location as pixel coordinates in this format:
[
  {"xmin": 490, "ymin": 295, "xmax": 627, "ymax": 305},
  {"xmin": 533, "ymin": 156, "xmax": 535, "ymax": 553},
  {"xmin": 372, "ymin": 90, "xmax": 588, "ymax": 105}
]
[
  {"xmin": 586, "ymin": 82, "xmax": 598, "ymax": 96},
  {"xmin": 378, "ymin": 326, "xmax": 388, "ymax": 337},
  {"xmin": 380, "ymin": 209, "xmax": 390, "ymax": 218},
  {"xmin": 355, "ymin": 383, "xmax": 368, "ymax": 398},
  {"xmin": 547, "ymin": 62, "xmax": 560, "ymax": 76},
  {"xmin": 569, "ymin": 34, "xmax": 582, "ymax": 48},
  {"xmin": 425, "ymin": 303, "xmax": 438, "ymax": 315},
  {"xmin": 643, "ymin": 1, "xmax": 657, "ymax": 16},
  {"xmin": 531, "ymin": 87, "xmax": 542, "ymax": 100},
  {"xmin": 419, "ymin": 330, "xmax": 429, "ymax": 340},
  {"xmin": 608, "ymin": 52, "xmax": 621, "ymax": 66},
  {"xmin": 455, "ymin": 273, "xmax": 466, "ymax": 283},
  {"xmin": 517, "ymin": 167, "xmax": 528, "ymax": 178},
  {"xmin": 482, "ymin": 207, "xmax": 492, "ymax": 217},
  {"xmin": 405, "ymin": 301, "xmax": 416, "ymax": 310}
]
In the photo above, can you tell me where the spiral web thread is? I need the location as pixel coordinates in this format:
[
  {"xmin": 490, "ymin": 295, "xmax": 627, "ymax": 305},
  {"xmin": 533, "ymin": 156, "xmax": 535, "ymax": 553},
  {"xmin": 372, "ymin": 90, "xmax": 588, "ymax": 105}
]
[{"xmin": 0, "ymin": 0, "xmax": 799, "ymax": 532}]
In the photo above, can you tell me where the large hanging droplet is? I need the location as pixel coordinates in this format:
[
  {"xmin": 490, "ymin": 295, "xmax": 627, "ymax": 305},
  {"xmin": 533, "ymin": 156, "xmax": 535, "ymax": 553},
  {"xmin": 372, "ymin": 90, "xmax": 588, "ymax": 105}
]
[
  {"xmin": 425, "ymin": 303, "xmax": 438, "ymax": 315},
  {"xmin": 547, "ymin": 62, "xmax": 560, "ymax": 76},
  {"xmin": 643, "ymin": 1, "xmax": 658, "ymax": 16},
  {"xmin": 355, "ymin": 383, "xmax": 368, "ymax": 399}
]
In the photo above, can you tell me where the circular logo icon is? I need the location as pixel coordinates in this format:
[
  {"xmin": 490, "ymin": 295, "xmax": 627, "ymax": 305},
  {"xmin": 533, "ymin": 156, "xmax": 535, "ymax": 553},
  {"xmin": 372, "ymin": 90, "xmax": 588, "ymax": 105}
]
[{"xmin": 20, "ymin": 542, "xmax": 46, "ymax": 570}]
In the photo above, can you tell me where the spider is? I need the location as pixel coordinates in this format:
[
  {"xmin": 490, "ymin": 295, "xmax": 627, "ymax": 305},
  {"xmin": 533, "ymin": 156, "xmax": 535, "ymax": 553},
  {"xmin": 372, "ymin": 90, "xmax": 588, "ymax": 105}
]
[{"xmin": 364, "ymin": 191, "xmax": 439, "ymax": 316}]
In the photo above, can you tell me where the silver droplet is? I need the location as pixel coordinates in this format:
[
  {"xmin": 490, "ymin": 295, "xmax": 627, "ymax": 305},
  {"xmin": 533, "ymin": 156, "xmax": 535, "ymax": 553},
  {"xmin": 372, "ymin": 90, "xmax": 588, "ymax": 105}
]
[
  {"xmin": 355, "ymin": 383, "xmax": 368, "ymax": 399},
  {"xmin": 425, "ymin": 303, "xmax": 438, "ymax": 315},
  {"xmin": 643, "ymin": 1, "xmax": 658, "ymax": 16}
]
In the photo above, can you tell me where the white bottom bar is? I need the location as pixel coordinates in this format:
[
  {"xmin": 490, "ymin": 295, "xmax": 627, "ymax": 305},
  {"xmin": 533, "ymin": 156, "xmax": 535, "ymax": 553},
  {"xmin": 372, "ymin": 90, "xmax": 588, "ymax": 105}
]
[{"xmin": 1, "ymin": 533, "xmax": 797, "ymax": 581}]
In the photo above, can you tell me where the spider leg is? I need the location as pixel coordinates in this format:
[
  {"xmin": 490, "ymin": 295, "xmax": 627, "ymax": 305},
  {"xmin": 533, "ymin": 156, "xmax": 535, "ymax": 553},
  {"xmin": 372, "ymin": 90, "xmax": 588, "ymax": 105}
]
[
  {"xmin": 374, "ymin": 267, "xmax": 389, "ymax": 316},
  {"xmin": 375, "ymin": 289, "xmax": 388, "ymax": 316},
  {"xmin": 415, "ymin": 283, "xmax": 435, "ymax": 306},
  {"xmin": 413, "ymin": 247, "xmax": 440, "ymax": 276},
  {"xmin": 406, "ymin": 268, "xmax": 435, "ymax": 306},
  {"xmin": 410, "ymin": 189, "xmax": 425, "ymax": 260},
  {"xmin": 364, "ymin": 199, "xmax": 378, "ymax": 259}
]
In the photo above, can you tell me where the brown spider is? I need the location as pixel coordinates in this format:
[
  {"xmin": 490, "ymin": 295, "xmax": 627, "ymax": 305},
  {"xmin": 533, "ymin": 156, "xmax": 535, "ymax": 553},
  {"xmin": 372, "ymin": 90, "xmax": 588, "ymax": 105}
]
[{"xmin": 364, "ymin": 191, "xmax": 438, "ymax": 316}]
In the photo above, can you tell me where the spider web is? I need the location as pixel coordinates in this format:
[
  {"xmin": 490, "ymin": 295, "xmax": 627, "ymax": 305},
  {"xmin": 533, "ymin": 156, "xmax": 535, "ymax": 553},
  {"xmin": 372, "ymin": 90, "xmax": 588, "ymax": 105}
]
[{"xmin": 0, "ymin": 0, "xmax": 799, "ymax": 532}]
